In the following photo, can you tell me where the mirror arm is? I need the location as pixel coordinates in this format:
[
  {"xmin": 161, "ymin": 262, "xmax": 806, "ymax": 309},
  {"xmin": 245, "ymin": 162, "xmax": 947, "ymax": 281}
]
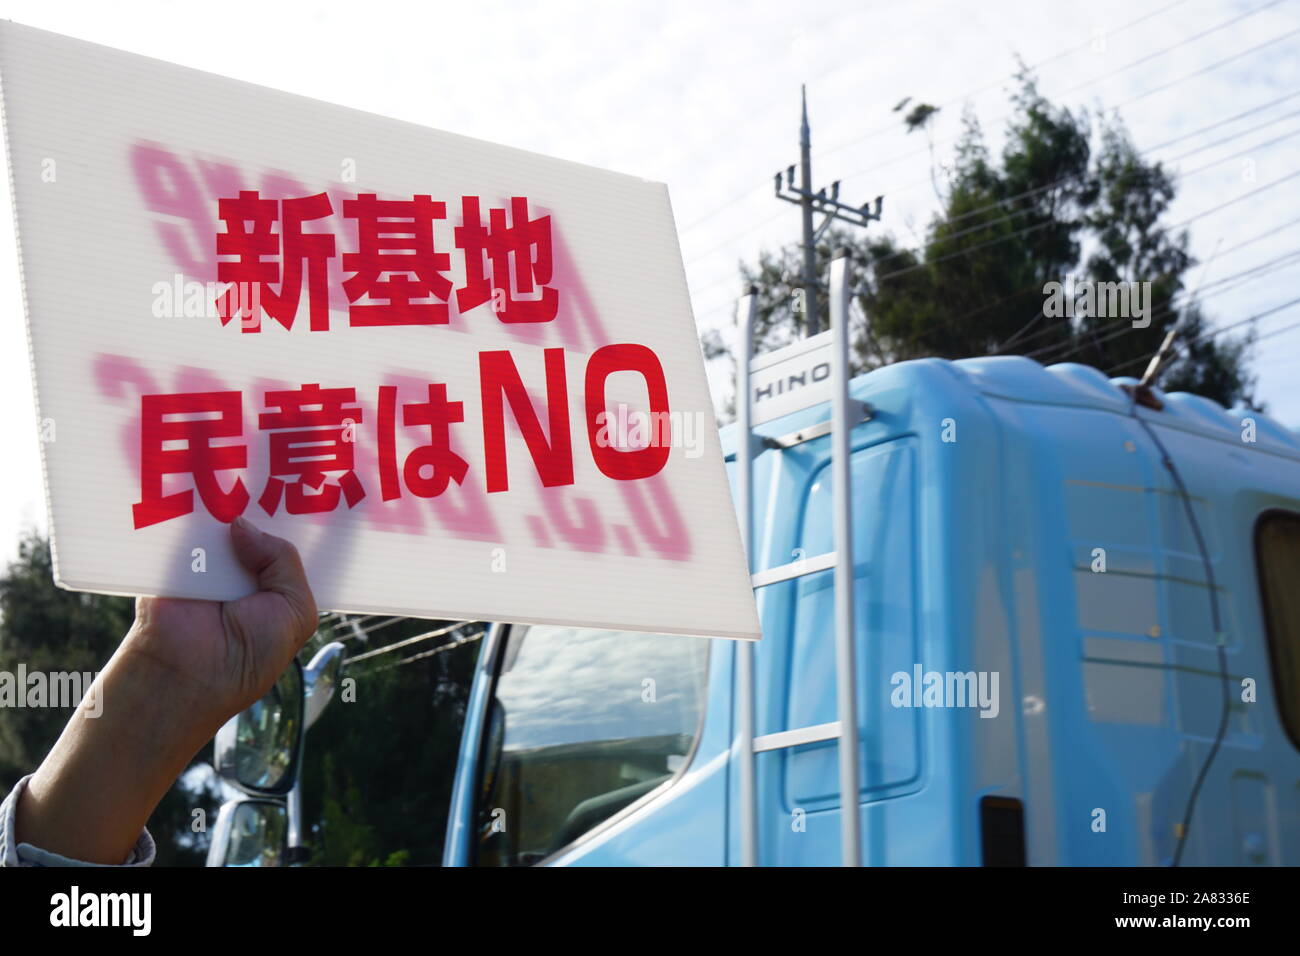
[{"xmin": 287, "ymin": 780, "xmax": 304, "ymax": 853}]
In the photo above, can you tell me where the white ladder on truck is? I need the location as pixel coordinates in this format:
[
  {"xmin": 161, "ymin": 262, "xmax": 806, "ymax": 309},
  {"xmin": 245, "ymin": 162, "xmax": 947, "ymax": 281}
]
[{"xmin": 732, "ymin": 252, "xmax": 867, "ymax": 867}]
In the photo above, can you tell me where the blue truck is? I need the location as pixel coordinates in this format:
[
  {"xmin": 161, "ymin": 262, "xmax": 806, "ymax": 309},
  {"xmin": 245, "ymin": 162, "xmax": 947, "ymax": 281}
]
[
  {"xmin": 207, "ymin": 349, "xmax": 1300, "ymax": 867},
  {"xmin": 438, "ymin": 353, "xmax": 1300, "ymax": 866}
]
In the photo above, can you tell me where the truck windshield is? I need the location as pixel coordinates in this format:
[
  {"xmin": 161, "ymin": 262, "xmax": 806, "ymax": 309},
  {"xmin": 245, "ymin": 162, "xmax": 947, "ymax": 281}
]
[{"xmin": 473, "ymin": 624, "xmax": 711, "ymax": 866}]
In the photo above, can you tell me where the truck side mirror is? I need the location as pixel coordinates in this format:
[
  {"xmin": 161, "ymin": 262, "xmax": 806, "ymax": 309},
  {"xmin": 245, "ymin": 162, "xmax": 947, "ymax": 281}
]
[
  {"xmin": 206, "ymin": 798, "xmax": 288, "ymax": 867},
  {"xmin": 303, "ymin": 641, "xmax": 346, "ymax": 729},
  {"xmin": 214, "ymin": 660, "xmax": 304, "ymax": 795}
]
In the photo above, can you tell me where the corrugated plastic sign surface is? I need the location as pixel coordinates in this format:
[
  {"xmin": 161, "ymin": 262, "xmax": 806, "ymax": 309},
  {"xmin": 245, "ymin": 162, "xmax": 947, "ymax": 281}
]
[{"xmin": 0, "ymin": 23, "xmax": 759, "ymax": 640}]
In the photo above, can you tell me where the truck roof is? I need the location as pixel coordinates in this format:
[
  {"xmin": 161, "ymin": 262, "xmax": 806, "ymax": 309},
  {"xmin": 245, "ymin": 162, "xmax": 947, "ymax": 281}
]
[{"xmin": 719, "ymin": 355, "xmax": 1300, "ymax": 463}]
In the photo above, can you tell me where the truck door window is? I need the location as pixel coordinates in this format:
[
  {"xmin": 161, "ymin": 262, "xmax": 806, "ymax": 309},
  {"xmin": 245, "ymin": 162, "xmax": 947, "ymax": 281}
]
[
  {"xmin": 1256, "ymin": 510, "xmax": 1300, "ymax": 750},
  {"xmin": 787, "ymin": 440, "xmax": 921, "ymax": 805},
  {"xmin": 473, "ymin": 625, "xmax": 710, "ymax": 866}
]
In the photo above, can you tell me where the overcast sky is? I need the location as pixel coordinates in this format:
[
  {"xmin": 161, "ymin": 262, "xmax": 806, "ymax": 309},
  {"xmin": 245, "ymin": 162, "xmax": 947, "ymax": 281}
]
[{"xmin": 1, "ymin": 0, "xmax": 1297, "ymax": 565}]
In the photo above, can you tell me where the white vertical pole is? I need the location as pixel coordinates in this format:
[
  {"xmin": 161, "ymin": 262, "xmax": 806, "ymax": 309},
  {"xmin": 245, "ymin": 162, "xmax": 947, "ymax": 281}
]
[
  {"xmin": 829, "ymin": 252, "xmax": 862, "ymax": 867},
  {"xmin": 288, "ymin": 780, "xmax": 302, "ymax": 849},
  {"xmin": 735, "ymin": 288, "xmax": 758, "ymax": 868}
]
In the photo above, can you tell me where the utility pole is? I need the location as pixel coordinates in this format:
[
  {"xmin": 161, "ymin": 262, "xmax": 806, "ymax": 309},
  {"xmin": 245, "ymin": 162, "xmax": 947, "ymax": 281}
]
[
  {"xmin": 797, "ymin": 88, "xmax": 819, "ymax": 337},
  {"xmin": 775, "ymin": 85, "xmax": 884, "ymax": 337}
]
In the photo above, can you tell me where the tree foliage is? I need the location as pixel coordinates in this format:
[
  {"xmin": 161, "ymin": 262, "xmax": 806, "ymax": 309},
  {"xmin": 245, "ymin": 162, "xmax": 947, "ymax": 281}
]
[
  {"xmin": 707, "ymin": 73, "xmax": 1258, "ymax": 411},
  {"xmin": 298, "ymin": 621, "xmax": 479, "ymax": 866}
]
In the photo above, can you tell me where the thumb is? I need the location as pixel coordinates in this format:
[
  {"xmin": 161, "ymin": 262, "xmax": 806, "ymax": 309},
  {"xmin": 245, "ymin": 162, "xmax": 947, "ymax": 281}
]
[{"xmin": 230, "ymin": 515, "xmax": 318, "ymax": 631}]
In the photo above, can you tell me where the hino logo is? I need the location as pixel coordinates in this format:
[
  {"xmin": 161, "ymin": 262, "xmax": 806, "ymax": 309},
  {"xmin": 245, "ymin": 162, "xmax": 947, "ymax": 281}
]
[
  {"xmin": 753, "ymin": 360, "xmax": 830, "ymax": 403},
  {"xmin": 747, "ymin": 331, "xmax": 835, "ymax": 425}
]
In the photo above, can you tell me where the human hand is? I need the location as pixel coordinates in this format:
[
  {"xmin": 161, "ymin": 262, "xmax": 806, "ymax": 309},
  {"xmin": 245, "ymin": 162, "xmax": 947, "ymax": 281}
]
[
  {"xmin": 127, "ymin": 515, "xmax": 319, "ymax": 731},
  {"xmin": 16, "ymin": 518, "xmax": 317, "ymax": 864}
]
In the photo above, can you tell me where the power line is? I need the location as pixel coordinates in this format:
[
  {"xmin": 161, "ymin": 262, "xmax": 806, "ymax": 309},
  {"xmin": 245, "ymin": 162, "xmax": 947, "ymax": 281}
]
[
  {"xmin": 995, "ymin": 249, "xmax": 1300, "ymax": 361},
  {"xmin": 818, "ymin": 0, "xmax": 1238, "ymax": 166},
  {"xmin": 379, "ymin": 629, "xmax": 486, "ymax": 671},
  {"xmin": 1059, "ymin": 0, "xmax": 1289, "ymax": 100},
  {"xmin": 867, "ymin": 167, "xmax": 1300, "ymax": 288},
  {"xmin": 875, "ymin": 115, "xmax": 1300, "ymax": 280},
  {"xmin": 698, "ymin": 158, "xmax": 1300, "ymax": 346},
  {"xmin": 323, "ymin": 613, "xmax": 409, "ymax": 645},
  {"xmin": 876, "ymin": 219, "xmax": 1056, "ymax": 283},
  {"xmin": 1175, "ymin": 169, "xmax": 1300, "ymax": 229},
  {"xmin": 699, "ymin": 155, "xmax": 1300, "ymax": 384},
  {"xmin": 1165, "ymin": 106, "xmax": 1300, "ymax": 165},
  {"xmin": 351, "ymin": 617, "xmax": 404, "ymax": 638},
  {"xmin": 343, "ymin": 621, "xmax": 465, "ymax": 664},
  {"xmin": 1024, "ymin": 249, "xmax": 1300, "ymax": 363},
  {"xmin": 824, "ymin": 3, "xmax": 1297, "ymax": 187},
  {"xmin": 687, "ymin": 17, "xmax": 1300, "ymax": 351},
  {"xmin": 670, "ymin": 0, "xmax": 954, "ymax": 236},
  {"xmin": 689, "ymin": 88, "xmax": 1300, "ymax": 320},
  {"xmin": 1180, "ymin": 125, "xmax": 1300, "ymax": 178},
  {"xmin": 1249, "ymin": 314, "xmax": 1300, "ymax": 346},
  {"xmin": 1105, "ymin": 294, "xmax": 1300, "ymax": 376},
  {"xmin": 1116, "ymin": 23, "xmax": 1300, "ymax": 113},
  {"xmin": 848, "ymin": 90, "xmax": 1300, "ymax": 244},
  {"xmin": 978, "ymin": 166, "xmax": 1299, "ymax": 281},
  {"xmin": 1144, "ymin": 89, "xmax": 1300, "ymax": 153},
  {"xmin": 902, "ymin": 87, "xmax": 1300, "ymax": 235},
  {"xmin": 677, "ymin": 0, "xmax": 1196, "ymax": 237},
  {"xmin": 1038, "ymin": 254, "xmax": 1300, "ymax": 360},
  {"xmin": 328, "ymin": 614, "xmax": 368, "ymax": 632},
  {"xmin": 989, "ymin": 211, "xmax": 1300, "ymax": 355},
  {"xmin": 849, "ymin": 89, "xmax": 1300, "ymax": 219},
  {"xmin": 1029, "ymin": 247, "xmax": 1300, "ymax": 361},
  {"xmin": 1120, "ymin": 393, "xmax": 1229, "ymax": 868}
]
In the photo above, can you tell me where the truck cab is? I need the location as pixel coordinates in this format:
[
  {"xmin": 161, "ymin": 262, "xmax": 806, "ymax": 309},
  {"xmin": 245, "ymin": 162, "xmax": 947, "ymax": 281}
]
[{"xmin": 441, "ymin": 356, "xmax": 1300, "ymax": 866}]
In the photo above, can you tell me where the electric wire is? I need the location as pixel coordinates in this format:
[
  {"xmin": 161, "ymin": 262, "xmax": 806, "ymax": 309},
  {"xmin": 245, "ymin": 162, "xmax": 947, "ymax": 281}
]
[{"xmin": 1122, "ymin": 390, "xmax": 1230, "ymax": 867}]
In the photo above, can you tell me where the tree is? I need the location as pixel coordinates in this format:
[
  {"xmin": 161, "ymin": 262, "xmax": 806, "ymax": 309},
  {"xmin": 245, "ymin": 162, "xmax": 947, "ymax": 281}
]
[
  {"xmin": 0, "ymin": 530, "xmax": 482, "ymax": 866},
  {"xmin": 707, "ymin": 72, "xmax": 1259, "ymax": 411},
  {"xmin": 0, "ymin": 531, "xmax": 217, "ymax": 865},
  {"xmin": 298, "ymin": 620, "xmax": 480, "ymax": 866}
]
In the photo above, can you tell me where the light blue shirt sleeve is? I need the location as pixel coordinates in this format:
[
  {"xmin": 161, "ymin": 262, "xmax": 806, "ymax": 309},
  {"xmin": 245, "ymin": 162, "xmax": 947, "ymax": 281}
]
[{"xmin": 0, "ymin": 773, "xmax": 155, "ymax": 867}]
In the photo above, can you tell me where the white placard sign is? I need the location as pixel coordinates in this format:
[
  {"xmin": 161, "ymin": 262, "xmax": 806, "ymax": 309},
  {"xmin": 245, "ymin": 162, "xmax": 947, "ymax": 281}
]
[
  {"xmin": 0, "ymin": 23, "xmax": 760, "ymax": 641},
  {"xmin": 749, "ymin": 331, "xmax": 833, "ymax": 425}
]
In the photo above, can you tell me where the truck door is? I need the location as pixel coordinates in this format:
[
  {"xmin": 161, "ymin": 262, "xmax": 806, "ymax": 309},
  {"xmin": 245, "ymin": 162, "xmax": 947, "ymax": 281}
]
[{"xmin": 747, "ymin": 437, "xmax": 924, "ymax": 865}]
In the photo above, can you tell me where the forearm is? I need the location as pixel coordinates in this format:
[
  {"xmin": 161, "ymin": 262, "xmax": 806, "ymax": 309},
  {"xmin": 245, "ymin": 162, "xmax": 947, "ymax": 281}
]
[
  {"xmin": 10, "ymin": 518, "xmax": 314, "ymax": 867},
  {"xmin": 15, "ymin": 630, "xmax": 225, "ymax": 865}
]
